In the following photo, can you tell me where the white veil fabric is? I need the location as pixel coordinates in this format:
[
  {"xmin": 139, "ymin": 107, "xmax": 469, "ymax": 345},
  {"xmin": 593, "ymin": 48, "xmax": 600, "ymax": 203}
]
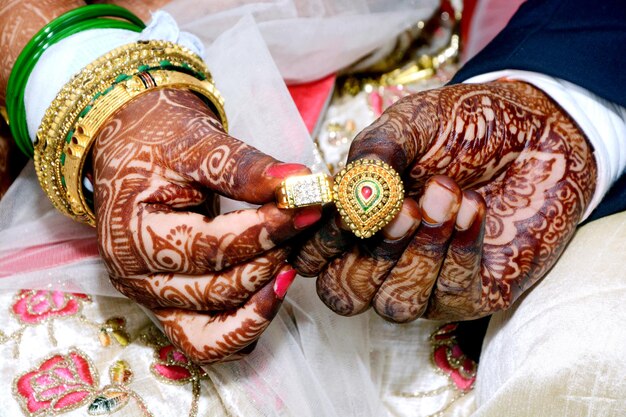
[
  {"xmin": 0, "ymin": 2, "xmax": 472, "ymax": 416},
  {"xmin": 164, "ymin": 0, "xmax": 439, "ymax": 84}
]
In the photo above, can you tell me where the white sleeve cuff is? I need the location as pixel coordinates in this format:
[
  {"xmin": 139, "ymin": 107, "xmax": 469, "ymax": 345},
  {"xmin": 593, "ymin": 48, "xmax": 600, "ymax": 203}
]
[
  {"xmin": 463, "ymin": 70, "xmax": 626, "ymax": 221},
  {"xmin": 24, "ymin": 11, "xmax": 204, "ymax": 142}
]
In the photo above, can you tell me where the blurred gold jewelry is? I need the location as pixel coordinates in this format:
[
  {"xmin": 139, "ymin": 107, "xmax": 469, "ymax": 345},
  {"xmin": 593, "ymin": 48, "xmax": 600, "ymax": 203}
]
[
  {"xmin": 276, "ymin": 172, "xmax": 334, "ymax": 209},
  {"xmin": 34, "ymin": 41, "xmax": 226, "ymax": 226},
  {"xmin": 338, "ymin": 0, "xmax": 462, "ymax": 96},
  {"xmin": 0, "ymin": 106, "xmax": 8, "ymax": 126},
  {"xmin": 333, "ymin": 159, "xmax": 404, "ymax": 238}
]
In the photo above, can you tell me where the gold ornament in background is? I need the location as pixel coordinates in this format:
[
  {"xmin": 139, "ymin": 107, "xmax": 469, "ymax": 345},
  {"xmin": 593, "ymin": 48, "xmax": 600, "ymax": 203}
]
[{"xmin": 337, "ymin": 1, "xmax": 462, "ymax": 96}]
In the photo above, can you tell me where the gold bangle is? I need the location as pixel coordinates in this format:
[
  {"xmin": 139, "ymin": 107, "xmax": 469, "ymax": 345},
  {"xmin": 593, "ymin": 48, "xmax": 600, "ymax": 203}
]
[
  {"xmin": 0, "ymin": 106, "xmax": 8, "ymax": 126},
  {"xmin": 35, "ymin": 40, "xmax": 226, "ymax": 226},
  {"xmin": 276, "ymin": 159, "xmax": 404, "ymax": 238}
]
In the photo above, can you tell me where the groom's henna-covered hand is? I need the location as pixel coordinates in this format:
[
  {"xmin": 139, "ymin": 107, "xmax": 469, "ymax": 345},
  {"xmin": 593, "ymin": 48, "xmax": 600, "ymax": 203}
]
[
  {"xmin": 295, "ymin": 81, "xmax": 596, "ymax": 322},
  {"xmin": 93, "ymin": 88, "xmax": 317, "ymax": 363}
]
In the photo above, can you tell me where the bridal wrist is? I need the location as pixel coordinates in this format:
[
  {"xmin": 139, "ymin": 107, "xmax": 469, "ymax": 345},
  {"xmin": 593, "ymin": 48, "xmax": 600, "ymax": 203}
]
[{"xmin": 35, "ymin": 40, "xmax": 227, "ymax": 226}]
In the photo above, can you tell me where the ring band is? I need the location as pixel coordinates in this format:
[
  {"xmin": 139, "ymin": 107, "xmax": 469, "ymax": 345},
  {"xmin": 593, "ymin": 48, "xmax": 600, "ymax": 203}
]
[
  {"xmin": 276, "ymin": 159, "xmax": 404, "ymax": 238},
  {"xmin": 276, "ymin": 172, "xmax": 334, "ymax": 209}
]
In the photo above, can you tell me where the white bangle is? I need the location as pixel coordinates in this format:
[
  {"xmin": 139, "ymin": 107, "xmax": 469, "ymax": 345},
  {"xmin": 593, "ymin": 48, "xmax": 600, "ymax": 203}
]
[{"xmin": 24, "ymin": 11, "xmax": 204, "ymax": 142}]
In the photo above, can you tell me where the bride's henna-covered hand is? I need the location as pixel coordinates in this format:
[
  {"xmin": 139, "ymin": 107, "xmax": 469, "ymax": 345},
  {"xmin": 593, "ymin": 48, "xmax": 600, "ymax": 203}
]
[
  {"xmin": 294, "ymin": 80, "xmax": 597, "ymax": 322},
  {"xmin": 93, "ymin": 88, "xmax": 319, "ymax": 363}
]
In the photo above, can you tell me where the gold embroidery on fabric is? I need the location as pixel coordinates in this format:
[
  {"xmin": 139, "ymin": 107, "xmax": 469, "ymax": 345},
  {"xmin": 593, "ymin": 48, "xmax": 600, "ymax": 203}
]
[
  {"xmin": 78, "ymin": 316, "xmax": 131, "ymax": 347},
  {"xmin": 3, "ymin": 291, "xmax": 92, "ymax": 358},
  {"xmin": 1, "ymin": 290, "xmax": 132, "ymax": 357},
  {"xmin": 141, "ymin": 326, "xmax": 208, "ymax": 417},
  {"xmin": 395, "ymin": 323, "xmax": 477, "ymax": 417},
  {"xmin": 12, "ymin": 348, "xmax": 100, "ymax": 417},
  {"xmin": 11, "ymin": 347, "xmax": 154, "ymax": 417},
  {"xmin": 87, "ymin": 360, "xmax": 154, "ymax": 417}
]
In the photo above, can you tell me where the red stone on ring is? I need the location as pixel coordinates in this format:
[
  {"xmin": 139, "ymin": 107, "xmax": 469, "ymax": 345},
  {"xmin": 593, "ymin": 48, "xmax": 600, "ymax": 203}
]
[{"xmin": 361, "ymin": 185, "xmax": 373, "ymax": 199}]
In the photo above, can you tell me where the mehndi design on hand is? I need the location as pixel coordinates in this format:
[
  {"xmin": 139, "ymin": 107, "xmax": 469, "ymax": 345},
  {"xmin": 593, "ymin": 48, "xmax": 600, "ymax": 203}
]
[
  {"xmin": 295, "ymin": 80, "xmax": 596, "ymax": 322},
  {"xmin": 93, "ymin": 88, "xmax": 318, "ymax": 363}
]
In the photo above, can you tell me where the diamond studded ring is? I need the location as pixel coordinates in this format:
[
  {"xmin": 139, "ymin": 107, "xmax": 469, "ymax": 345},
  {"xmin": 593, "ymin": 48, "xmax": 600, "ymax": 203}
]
[
  {"xmin": 275, "ymin": 172, "xmax": 334, "ymax": 209},
  {"xmin": 275, "ymin": 159, "xmax": 404, "ymax": 238}
]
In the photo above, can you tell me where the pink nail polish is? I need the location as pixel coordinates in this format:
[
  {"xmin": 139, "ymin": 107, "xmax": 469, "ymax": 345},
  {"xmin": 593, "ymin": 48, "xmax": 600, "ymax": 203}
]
[
  {"xmin": 266, "ymin": 163, "xmax": 309, "ymax": 179},
  {"xmin": 273, "ymin": 269, "xmax": 297, "ymax": 299},
  {"xmin": 294, "ymin": 207, "xmax": 322, "ymax": 229}
]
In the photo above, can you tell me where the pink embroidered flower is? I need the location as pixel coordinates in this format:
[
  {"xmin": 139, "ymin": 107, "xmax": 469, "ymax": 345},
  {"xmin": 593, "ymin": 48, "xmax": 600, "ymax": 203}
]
[
  {"xmin": 144, "ymin": 327, "xmax": 208, "ymax": 416},
  {"xmin": 14, "ymin": 349, "xmax": 97, "ymax": 415},
  {"xmin": 431, "ymin": 323, "xmax": 477, "ymax": 392},
  {"xmin": 151, "ymin": 344, "xmax": 203, "ymax": 383},
  {"xmin": 12, "ymin": 290, "xmax": 90, "ymax": 325}
]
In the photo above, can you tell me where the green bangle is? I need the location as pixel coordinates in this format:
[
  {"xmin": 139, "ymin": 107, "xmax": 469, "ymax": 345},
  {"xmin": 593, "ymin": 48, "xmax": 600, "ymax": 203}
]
[
  {"xmin": 6, "ymin": 4, "xmax": 146, "ymax": 157},
  {"xmin": 8, "ymin": 19, "xmax": 143, "ymax": 157}
]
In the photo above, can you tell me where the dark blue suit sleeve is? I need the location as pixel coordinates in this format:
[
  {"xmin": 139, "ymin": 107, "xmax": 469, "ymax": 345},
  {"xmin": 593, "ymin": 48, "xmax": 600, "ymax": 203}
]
[{"xmin": 451, "ymin": 0, "xmax": 626, "ymax": 222}]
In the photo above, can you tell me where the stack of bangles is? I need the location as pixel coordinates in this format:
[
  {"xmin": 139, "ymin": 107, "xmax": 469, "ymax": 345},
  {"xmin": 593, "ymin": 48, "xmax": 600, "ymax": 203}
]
[
  {"xmin": 8, "ymin": 5, "xmax": 405, "ymax": 238},
  {"xmin": 6, "ymin": 5, "xmax": 227, "ymax": 227}
]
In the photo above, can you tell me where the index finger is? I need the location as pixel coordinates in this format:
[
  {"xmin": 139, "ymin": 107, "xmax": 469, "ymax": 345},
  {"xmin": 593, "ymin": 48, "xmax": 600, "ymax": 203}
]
[
  {"xmin": 96, "ymin": 88, "xmax": 312, "ymax": 205},
  {"xmin": 150, "ymin": 88, "xmax": 313, "ymax": 204}
]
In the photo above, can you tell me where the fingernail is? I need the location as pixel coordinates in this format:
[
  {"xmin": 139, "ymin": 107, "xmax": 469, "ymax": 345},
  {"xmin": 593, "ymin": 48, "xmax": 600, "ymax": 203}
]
[
  {"xmin": 382, "ymin": 199, "xmax": 420, "ymax": 240},
  {"xmin": 266, "ymin": 163, "xmax": 309, "ymax": 179},
  {"xmin": 456, "ymin": 193, "xmax": 478, "ymax": 231},
  {"xmin": 273, "ymin": 269, "xmax": 297, "ymax": 299},
  {"xmin": 294, "ymin": 206, "xmax": 322, "ymax": 229},
  {"xmin": 420, "ymin": 177, "xmax": 458, "ymax": 225}
]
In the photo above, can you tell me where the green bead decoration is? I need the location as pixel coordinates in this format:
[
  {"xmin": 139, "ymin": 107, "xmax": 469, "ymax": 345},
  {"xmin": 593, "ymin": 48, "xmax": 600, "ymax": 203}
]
[
  {"xmin": 114, "ymin": 73, "xmax": 131, "ymax": 83},
  {"xmin": 65, "ymin": 130, "xmax": 74, "ymax": 144},
  {"xmin": 79, "ymin": 105, "xmax": 93, "ymax": 118}
]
